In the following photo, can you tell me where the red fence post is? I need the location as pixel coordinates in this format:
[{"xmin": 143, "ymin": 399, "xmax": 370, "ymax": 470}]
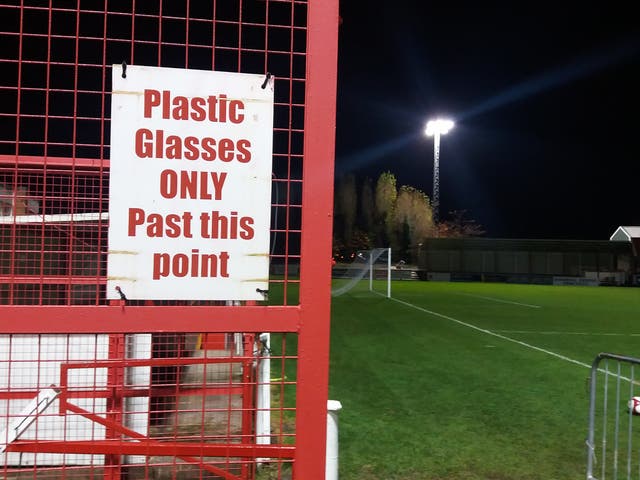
[{"xmin": 295, "ymin": 1, "xmax": 340, "ymax": 479}]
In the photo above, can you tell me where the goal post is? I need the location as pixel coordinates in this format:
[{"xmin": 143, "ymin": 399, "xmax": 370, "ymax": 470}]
[
  {"xmin": 368, "ymin": 247, "xmax": 391, "ymax": 298},
  {"xmin": 332, "ymin": 248, "xmax": 392, "ymax": 298}
]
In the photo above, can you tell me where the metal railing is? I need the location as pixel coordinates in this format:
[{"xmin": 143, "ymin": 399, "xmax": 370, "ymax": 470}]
[{"xmin": 587, "ymin": 353, "xmax": 640, "ymax": 480}]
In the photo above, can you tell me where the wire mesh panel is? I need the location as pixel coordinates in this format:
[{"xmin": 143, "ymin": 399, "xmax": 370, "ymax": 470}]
[
  {"xmin": 0, "ymin": 1, "xmax": 313, "ymax": 306},
  {"xmin": 0, "ymin": 1, "xmax": 338, "ymax": 479},
  {"xmin": 586, "ymin": 353, "xmax": 640, "ymax": 480},
  {"xmin": 0, "ymin": 332, "xmax": 297, "ymax": 479}
]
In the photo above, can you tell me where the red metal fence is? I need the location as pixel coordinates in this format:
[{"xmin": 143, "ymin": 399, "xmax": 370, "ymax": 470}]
[{"xmin": 0, "ymin": 1, "xmax": 338, "ymax": 479}]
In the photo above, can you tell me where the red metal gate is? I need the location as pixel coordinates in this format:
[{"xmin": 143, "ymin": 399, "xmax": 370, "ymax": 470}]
[{"xmin": 0, "ymin": 2, "xmax": 338, "ymax": 479}]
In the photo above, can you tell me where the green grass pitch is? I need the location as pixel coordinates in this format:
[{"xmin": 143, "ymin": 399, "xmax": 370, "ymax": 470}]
[{"xmin": 329, "ymin": 281, "xmax": 640, "ymax": 479}]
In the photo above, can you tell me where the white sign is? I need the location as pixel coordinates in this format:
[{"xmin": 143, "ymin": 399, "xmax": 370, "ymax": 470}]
[{"xmin": 108, "ymin": 65, "xmax": 273, "ymax": 300}]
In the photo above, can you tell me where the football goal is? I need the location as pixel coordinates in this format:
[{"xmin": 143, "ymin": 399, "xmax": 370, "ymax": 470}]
[{"xmin": 331, "ymin": 248, "xmax": 391, "ymax": 298}]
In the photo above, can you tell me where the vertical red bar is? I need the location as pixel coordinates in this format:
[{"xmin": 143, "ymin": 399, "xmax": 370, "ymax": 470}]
[
  {"xmin": 241, "ymin": 333, "xmax": 255, "ymax": 480},
  {"xmin": 105, "ymin": 332, "xmax": 126, "ymax": 480},
  {"xmin": 295, "ymin": 1, "xmax": 340, "ymax": 479}
]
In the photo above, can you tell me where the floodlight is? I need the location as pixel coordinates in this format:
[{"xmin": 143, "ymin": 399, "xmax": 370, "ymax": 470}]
[
  {"xmin": 425, "ymin": 118, "xmax": 454, "ymax": 137},
  {"xmin": 424, "ymin": 118, "xmax": 455, "ymax": 223}
]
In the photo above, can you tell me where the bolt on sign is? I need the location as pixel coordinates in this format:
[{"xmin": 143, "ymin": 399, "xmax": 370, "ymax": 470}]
[{"xmin": 107, "ymin": 65, "xmax": 274, "ymax": 300}]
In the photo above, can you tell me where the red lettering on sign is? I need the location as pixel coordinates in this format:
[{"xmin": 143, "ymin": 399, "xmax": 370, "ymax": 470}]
[
  {"xmin": 159, "ymin": 170, "xmax": 227, "ymax": 200},
  {"xmin": 127, "ymin": 207, "xmax": 193, "ymax": 238},
  {"xmin": 199, "ymin": 211, "xmax": 255, "ymax": 240},
  {"xmin": 152, "ymin": 250, "xmax": 230, "ymax": 280},
  {"xmin": 134, "ymin": 129, "xmax": 252, "ymax": 162},
  {"xmin": 142, "ymin": 89, "xmax": 245, "ymax": 124}
]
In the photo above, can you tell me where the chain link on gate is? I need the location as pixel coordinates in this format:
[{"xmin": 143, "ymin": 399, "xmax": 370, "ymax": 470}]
[{"xmin": 587, "ymin": 353, "xmax": 640, "ymax": 480}]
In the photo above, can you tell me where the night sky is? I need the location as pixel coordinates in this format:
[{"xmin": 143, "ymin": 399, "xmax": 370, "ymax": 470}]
[{"xmin": 335, "ymin": 3, "xmax": 640, "ymax": 240}]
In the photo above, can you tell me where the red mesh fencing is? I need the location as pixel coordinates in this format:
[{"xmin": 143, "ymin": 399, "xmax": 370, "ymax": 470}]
[
  {"xmin": 0, "ymin": 1, "xmax": 311, "ymax": 306},
  {"xmin": 0, "ymin": 1, "xmax": 338, "ymax": 479}
]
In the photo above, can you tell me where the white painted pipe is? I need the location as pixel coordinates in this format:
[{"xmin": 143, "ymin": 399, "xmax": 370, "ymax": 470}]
[
  {"xmin": 326, "ymin": 400, "xmax": 342, "ymax": 480},
  {"xmin": 256, "ymin": 333, "xmax": 271, "ymax": 446}
]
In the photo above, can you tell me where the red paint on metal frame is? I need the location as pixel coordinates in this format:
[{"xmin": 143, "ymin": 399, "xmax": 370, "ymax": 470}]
[{"xmin": 0, "ymin": 1, "xmax": 339, "ymax": 478}]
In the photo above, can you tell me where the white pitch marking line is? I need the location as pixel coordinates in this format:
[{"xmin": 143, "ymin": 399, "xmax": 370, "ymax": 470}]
[
  {"xmin": 389, "ymin": 296, "xmax": 591, "ymax": 369},
  {"xmin": 458, "ymin": 293, "xmax": 541, "ymax": 309},
  {"xmin": 376, "ymin": 293, "xmax": 637, "ymax": 381},
  {"xmin": 496, "ymin": 330, "xmax": 640, "ymax": 337}
]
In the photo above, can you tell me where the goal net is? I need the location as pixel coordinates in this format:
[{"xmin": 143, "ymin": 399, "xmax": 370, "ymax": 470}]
[{"xmin": 331, "ymin": 248, "xmax": 391, "ymax": 298}]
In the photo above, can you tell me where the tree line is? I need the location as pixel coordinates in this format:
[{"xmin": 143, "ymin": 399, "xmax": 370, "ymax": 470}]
[{"xmin": 333, "ymin": 172, "xmax": 484, "ymax": 262}]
